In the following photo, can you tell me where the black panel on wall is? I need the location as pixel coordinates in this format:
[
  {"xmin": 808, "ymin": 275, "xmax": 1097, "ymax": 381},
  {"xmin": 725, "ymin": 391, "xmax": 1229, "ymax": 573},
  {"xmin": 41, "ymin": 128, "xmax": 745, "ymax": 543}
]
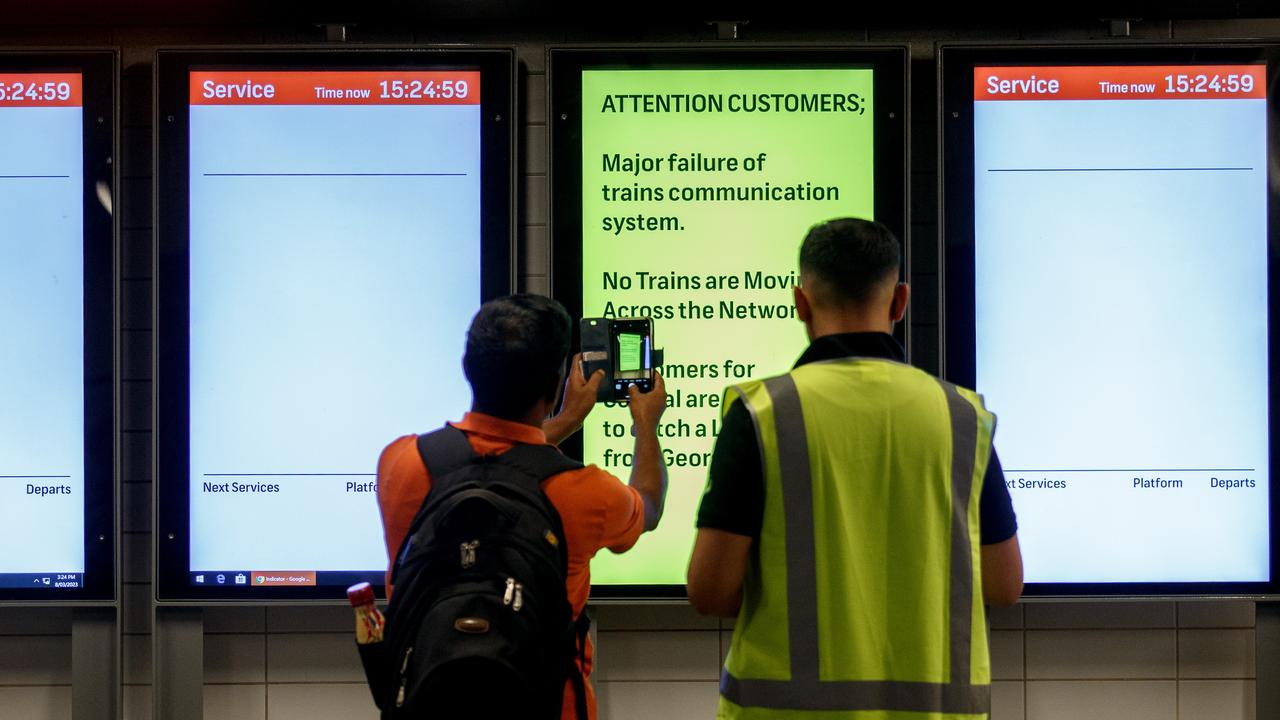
[{"xmin": 908, "ymin": 56, "xmax": 938, "ymax": 375}]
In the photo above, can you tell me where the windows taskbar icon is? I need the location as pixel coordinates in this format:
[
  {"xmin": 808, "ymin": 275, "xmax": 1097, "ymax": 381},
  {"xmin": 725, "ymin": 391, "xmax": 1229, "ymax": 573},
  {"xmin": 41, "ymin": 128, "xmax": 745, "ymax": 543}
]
[
  {"xmin": 0, "ymin": 573, "xmax": 83, "ymax": 589},
  {"xmin": 191, "ymin": 571, "xmax": 317, "ymax": 587}
]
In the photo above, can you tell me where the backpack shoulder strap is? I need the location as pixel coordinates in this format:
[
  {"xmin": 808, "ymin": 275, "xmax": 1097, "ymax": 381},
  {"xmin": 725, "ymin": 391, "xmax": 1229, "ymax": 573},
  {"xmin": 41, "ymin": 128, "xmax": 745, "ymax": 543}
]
[
  {"xmin": 495, "ymin": 443, "xmax": 584, "ymax": 485},
  {"xmin": 415, "ymin": 425, "xmax": 478, "ymax": 483}
]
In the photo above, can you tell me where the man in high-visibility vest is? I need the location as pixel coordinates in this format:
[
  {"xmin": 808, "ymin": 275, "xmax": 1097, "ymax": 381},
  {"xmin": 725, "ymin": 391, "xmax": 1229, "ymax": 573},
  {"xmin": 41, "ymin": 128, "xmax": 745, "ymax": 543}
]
[{"xmin": 687, "ymin": 217, "xmax": 1022, "ymax": 720}]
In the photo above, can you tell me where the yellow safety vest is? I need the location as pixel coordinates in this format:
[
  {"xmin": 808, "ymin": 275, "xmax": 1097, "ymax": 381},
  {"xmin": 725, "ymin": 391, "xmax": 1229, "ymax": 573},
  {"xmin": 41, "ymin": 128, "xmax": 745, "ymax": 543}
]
[{"xmin": 718, "ymin": 357, "xmax": 995, "ymax": 720}]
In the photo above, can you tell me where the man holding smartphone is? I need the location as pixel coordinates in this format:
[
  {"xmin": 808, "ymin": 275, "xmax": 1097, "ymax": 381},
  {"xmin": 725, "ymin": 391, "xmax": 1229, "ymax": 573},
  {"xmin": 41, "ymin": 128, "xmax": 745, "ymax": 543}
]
[
  {"xmin": 376, "ymin": 294, "xmax": 668, "ymax": 719},
  {"xmin": 687, "ymin": 218, "xmax": 1021, "ymax": 720}
]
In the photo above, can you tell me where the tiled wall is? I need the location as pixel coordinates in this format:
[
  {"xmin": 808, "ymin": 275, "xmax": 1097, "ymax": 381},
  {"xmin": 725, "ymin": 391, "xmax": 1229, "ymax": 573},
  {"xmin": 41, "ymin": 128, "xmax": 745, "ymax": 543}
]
[
  {"xmin": 2, "ymin": 600, "xmax": 1260, "ymax": 719},
  {"xmin": 0, "ymin": 17, "xmax": 1275, "ymax": 720}
]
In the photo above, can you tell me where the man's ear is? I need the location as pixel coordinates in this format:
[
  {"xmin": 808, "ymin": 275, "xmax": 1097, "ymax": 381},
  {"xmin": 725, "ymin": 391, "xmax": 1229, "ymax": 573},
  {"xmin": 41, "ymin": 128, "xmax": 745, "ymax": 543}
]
[
  {"xmin": 549, "ymin": 361, "xmax": 569, "ymax": 415},
  {"xmin": 889, "ymin": 282, "xmax": 910, "ymax": 324},
  {"xmin": 794, "ymin": 285, "xmax": 812, "ymax": 324}
]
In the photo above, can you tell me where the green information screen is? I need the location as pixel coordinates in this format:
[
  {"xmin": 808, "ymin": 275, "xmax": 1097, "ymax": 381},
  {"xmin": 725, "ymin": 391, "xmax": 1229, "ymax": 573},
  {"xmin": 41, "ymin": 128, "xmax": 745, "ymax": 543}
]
[{"xmin": 580, "ymin": 68, "xmax": 878, "ymax": 586}]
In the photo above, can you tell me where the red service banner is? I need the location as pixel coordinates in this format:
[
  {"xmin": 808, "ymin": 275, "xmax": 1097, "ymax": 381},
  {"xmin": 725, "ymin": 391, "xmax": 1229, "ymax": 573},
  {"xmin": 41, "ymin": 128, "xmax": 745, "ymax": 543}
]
[
  {"xmin": 190, "ymin": 71, "xmax": 481, "ymax": 106},
  {"xmin": 0, "ymin": 73, "xmax": 82, "ymax": 107},
  {"xmin": 975, "ymin": 65, "xmax": 1266, "ymax": 101}
]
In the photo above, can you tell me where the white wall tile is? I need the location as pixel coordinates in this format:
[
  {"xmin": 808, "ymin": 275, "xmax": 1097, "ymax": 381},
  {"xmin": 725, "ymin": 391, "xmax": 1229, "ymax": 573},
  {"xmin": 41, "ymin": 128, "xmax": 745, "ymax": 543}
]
[
  {"xmin": 992, "ymin": 680, "xmax": 1025, "ymax": 720},
  {"xmin": 205, "ymin": 633, "xmax": 265, "ymax": 683},
  {"xmin": 523, "ymin": 224, "xmax": 549, "ymax": 277},
  {"xmin": 123, "ymin": 684, "xmax": 152, "ymax": 720},
  {"xmin": 524, "ymin": 275, "xmax": 550, "ymax": 295},
  {"xmin": 123, "ymin": 634, "xmax": 152, "ymax": 685},
  {"xmin": 1178, "ymin": 679, "xmax": 1255, "ymax": 720},
  {"xmin": 122, "ymin": 583, "xmax": 152, "ymax": 634},
  {"xmin": 524, "ymin": 123, "xmax": 547, "ymax": 175},
  {"xmin": 989, "ymin": 604, "xmax": 1024, "ymax": 629},
  {"xmin": 1179, "ymin": 629, "xmax": 1255, "ymax": 678},
  {"xmin": 123, "ymin": 533, "xmax": 150, "ymax": 584},
  {"xmin": 595, "ymin": 631, "xmax": 720, "ymax": 682},
  {"xmin": 267, "ymin": 605, "xmax": 353, "ymax": 633},
  {"xmin": 0, "ymin": 686, "xmax": 71, "ymax": 720},
  {"xmin": 266, "ymin": 683, "xmax": 380, "ymax": 720},
  {"xmin": 0, "ymin": 607, "xmax": 71, "ymax": 635},
  {"xmin": 598, "ymin": 681, "xmax": 720, "ymax": 720},
  {"xmin": 1179, "ymin": 600, "xmax": 1256, "ymax": 628},
  {"xmin": 204, "ymin": 683, "xmax": 266, "ymax": 720},
  {"xmin": 991, "ymin": 630, "xmax": 1024, "ymax": 680},
  {"xmin": 593, "ymin": 603, "xmax": 718, "ymax": 631},
  {"xmin": 524, "ymin": 175, "xmax": 547, "ymax": 224},
  {"xmin": 720, "ymin": 630, "xmax": 732, "ymax": 665},
  {"xmin": 1026, "ymin": 680, "xmax": 1175, "ymax": 720},
  {"xmin": 205, "ymin": 606, "xmax": 267, "ymax": 634},
  {"xmin": 120, "ymin": 422, "xmax": 151, "ymax": 474},
  {"xmin": 268, "ymin": 633, "xmax": 366, "ymax": 683},
  {"xmin": 524, "ymin": 74, "xmax": 546, "ymax": 124},
  {"xmin": 122, "ymin": 481, "xmax": 151, "ymax": 532},
  {"xmin": 1025, "ymin": 630, "xmax": 1175, "ymax": 679},
  {"xmin": 1024, "ymin": 602, "xmax": 1176, "ymax": 629},
  {"xmin": 0, "ymin": 635, "xmax": 70, "ymax": 684}
]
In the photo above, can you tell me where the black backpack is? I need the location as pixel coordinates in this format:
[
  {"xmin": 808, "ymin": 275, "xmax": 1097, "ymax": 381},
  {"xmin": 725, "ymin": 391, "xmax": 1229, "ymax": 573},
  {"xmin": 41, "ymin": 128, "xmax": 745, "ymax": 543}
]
[{"xmin": 376, "ymin": 426, "xmax": 590, "ymax": 720}]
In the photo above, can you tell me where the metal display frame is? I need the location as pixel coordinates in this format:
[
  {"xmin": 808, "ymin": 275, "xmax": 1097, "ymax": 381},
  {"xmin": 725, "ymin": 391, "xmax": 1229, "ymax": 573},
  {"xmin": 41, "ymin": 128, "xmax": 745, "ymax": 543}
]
[
  {"xmin": 152, "ymin": 46, "xmax": 517, "ymax": 604},
  {"xmin": 0, "ymin": 47, "xmax": 121, "ymax": 720},
  {"xmin": 548, "ymin": 43, "xmax": 910, "ymax": 600},
  {"xmin": 939, "ymin": 41, "xmax": 1280, "ymax": 599}
]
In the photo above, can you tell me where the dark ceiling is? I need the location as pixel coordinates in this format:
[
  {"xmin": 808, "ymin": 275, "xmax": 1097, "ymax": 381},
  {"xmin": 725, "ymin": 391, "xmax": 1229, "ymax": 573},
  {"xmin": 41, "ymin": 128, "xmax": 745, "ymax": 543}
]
[{"xmin": 1, "ymin": 1, "xmax": 1279, "ymax": 29}]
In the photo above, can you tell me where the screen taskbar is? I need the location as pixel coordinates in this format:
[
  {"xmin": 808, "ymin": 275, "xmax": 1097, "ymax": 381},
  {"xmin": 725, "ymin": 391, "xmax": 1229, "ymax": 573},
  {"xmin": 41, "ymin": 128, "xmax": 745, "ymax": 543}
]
[
  {"xmin": 0, "ymin": 572, "xmax": 84, "ymax": 589},
  {"xmin": 189, "ymin": 569, "xmax": 384, "ymax": 589}
]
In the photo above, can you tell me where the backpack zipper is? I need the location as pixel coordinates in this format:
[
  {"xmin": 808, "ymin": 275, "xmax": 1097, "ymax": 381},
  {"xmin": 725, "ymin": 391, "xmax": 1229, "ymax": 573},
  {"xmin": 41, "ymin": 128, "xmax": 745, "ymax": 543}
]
[
  {"xmin": 503, "ymin": 577, "xmax": 515, "ymax": 606},
  {"xmin": 512, "ymin": 582, "xmax": 524, "ymax": 612},
  {"xmin": 395, "ymin": 646, "xmax": 413, "ymax": 707},
  {"xmin": 460, "ymin": 540, "xmax": 479, "ymax": 568}
]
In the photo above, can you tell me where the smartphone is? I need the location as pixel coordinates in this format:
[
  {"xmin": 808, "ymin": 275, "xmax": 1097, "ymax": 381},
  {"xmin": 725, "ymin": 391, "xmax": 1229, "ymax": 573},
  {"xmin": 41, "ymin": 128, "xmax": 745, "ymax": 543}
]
[
  {"xmin": 610, "ymin": 318, "xmax": 654, "ymax": 395},
  {"xmin": 580, "ymin": 317, "xmax": 655, "ymax": 402}
]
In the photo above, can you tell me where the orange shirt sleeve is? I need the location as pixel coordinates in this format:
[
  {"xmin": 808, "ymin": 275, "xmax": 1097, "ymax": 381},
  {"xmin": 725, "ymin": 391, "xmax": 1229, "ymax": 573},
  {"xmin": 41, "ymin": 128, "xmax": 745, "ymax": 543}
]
[
  {"xmin": 376, "ymin": 435, "xmax": 431, "ymax": 594},
  {"xmin": 602, "ymin": 480, "xmax": 645, "ymax": 555},
  {"xmin": 581, "ymin": 465, "xmax": 646, "ymax": 554}
]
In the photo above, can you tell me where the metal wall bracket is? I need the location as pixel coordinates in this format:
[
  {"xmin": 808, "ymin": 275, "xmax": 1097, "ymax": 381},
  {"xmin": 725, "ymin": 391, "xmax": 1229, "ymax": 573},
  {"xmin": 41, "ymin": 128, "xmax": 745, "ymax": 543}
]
[
  {"xmin": 153, "ymin": 607, "xmax": 204, "ymax": 720},
  {"xmin": 1105, "ymin": 18, "xmax": 1136, "ymax": 37},
  {"xmin": 72, "ymin": 607, "xmax": 120, "ymax": 720},
  {"xmin": 1259, "ymin": 602, "xmax": 1279, "ymax": 719},
  {"xmin": 323, "ymin": 24, "xmax": 350, "ymax": 42},
  {"xmin": 709, "ymin": 21, "xmax": 747, "ymax": 40}
]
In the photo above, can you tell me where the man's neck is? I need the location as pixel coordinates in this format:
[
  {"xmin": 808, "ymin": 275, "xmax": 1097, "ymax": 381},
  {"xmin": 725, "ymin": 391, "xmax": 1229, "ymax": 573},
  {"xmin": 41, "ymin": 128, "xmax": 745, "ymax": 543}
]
[
  {"xmin": 807, "ymin": 315, "xmax": 892, "ymax": 340},
  {"xmin": 471, "ymin": 404, "xmax": 546, "ymax": 430}
]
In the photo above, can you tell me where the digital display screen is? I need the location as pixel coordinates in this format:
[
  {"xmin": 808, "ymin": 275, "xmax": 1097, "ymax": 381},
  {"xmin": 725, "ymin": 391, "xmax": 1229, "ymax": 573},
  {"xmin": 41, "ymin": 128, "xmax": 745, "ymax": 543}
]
[
  {"xmin": 178, "ymin": 67, "xmax": 489, "ymax": 593},
  {"xmin": 0, "ymin": 73, "xmax": 88, "ymax": 591},
  {"xmin": 963, "ymin": 60, "xmax": 1272, "ymax": 587},
  {"xmin": 553, "ymin": 51, "xmax": 907, "ymax": 593}
]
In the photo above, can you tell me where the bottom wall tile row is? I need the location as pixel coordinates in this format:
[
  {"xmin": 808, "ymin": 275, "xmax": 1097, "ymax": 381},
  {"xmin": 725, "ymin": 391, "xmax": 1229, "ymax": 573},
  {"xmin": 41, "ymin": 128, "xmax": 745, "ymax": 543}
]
[
  {"xmin": 110, "ymin": 679, "xmax": 1259, "ymax": 720},
  {"xmin": 0, "ymin": 686, "xmax": 70, "ymax": 720},
  {"xmin": 124, "ymin": 684, "xmax": 383, "ymax": 720}
]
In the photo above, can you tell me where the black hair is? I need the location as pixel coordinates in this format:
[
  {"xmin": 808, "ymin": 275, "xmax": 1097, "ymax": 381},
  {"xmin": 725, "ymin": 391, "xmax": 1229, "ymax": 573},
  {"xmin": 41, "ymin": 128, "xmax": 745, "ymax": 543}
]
[
  {"xmin": 799, "ymin": 217, "xmax": 901, "ymax": 305},
  {"xmin": 462, "ymin": 294, "xmax": 572, "ymax": 420}
]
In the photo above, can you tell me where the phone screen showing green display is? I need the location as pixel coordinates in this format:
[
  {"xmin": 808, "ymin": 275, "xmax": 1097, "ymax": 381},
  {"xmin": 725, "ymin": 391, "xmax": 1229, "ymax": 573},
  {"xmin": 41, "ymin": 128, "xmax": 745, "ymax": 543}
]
[{"xmin": 611, "ymin": 321, "xmax": 651, "ymax": 382}]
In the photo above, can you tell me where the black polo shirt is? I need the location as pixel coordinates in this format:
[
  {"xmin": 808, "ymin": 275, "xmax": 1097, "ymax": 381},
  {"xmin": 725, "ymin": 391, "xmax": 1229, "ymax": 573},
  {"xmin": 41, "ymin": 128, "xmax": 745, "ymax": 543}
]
[{"xmin": 695, "ymin": 332, "xmax": 1018, "ymax": 545}]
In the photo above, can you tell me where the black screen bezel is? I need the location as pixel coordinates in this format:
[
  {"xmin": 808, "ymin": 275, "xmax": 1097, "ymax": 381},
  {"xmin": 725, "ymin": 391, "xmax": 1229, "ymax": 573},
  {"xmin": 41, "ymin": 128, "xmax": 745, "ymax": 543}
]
[
  {"xmin": 0, "ymin": 50, "xmax": 116, "ymax": 603},
  {"xmin": 155, "ymin": 48, "xmax": 515, "ymax": 602},
  {"xmin": 941, "ymin": 43, "xmax": 1280, "ymax": 598},
  {"xmin": 549, "ymin": 45, "xmax": 909, "ymax": 600}
]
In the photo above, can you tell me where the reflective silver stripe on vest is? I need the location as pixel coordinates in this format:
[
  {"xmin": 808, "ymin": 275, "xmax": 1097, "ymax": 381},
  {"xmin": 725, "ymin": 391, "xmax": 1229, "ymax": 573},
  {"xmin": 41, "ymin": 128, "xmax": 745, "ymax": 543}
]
[{"xmin": 721, "ymin": 374, "xmax": 989, "ymax": 714}]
